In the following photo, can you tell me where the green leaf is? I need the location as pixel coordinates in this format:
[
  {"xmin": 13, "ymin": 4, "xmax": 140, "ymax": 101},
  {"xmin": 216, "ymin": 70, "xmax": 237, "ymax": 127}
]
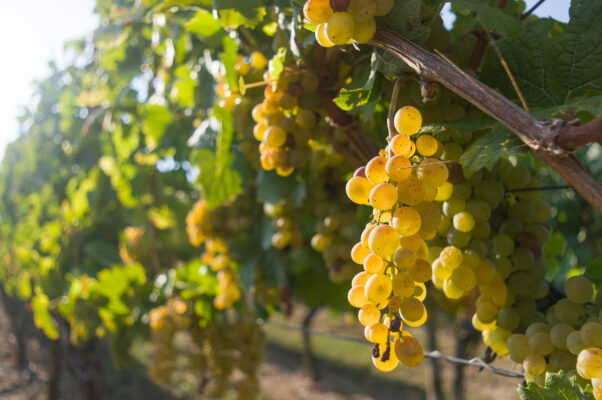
[
  {"xmin": 32, "ymin": 293, "xmax": 59, "ymax": 340},
  {"xmin": 379, "ymin": 0, "xmax": 430, "ymax": 44},
  {"xmin": 460, "ymin": 124, "xmax": 522, "ymax": 176},
  {"xmin": 481, "ymin": 1, "xmax": 602, "ymax": 108},
  {"xmin": 184, "ymin": 10, "xmax": 223, "ymax": 38},
  {"xmin": 268, "ymin": 47, "xmax": 287, "ymax": 86},
  {"xmin": 518, "ymin": 371, "xmax": 594, "ymax": 400},
  {"xmin": 452, "ymin": 0, "xmax": 523, "ymax": 37},
  {"xmin": 212, "ymin": 0, "xmax": 266, "ymax": 29},
  {"xmin": 142, "ymin": 104, "xmax": 173, "ymax": 149},
  {"xmin": 221, "ymin": 36, "xmax": 239, "ymax": 92},
  {"xmin": 334, "ymin": 72, "xmax": 383, "ymax": 111},
  {"xmin": 256, "ymin": 169, "xmax": 294, "ymax": 204}
]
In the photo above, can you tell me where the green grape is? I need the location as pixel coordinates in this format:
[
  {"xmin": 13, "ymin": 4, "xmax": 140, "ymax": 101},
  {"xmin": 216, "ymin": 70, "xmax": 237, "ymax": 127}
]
[
  {"xmin": 525, "ymin": 322, "xmax": 551, "ymax": 336},
  {"xmin": 548, "ymin": 349, "xmax": 577, "ymax": 373},
  {"xmin": 315, "ymin": 23, "xmax": 335, "ymax": 47},
  {"xmin": 503, "ymin": 165, "xmax": 530, "ymax": 189},
  {"xmin": 533, "ymin": 280, "xmax": 549, "ymax": 299},
  {"xmin": 529, "ymin": 332, "xmax": 555, "ymax": 356},
  {"xmin": 295, "ymin": 108, "xmax": 316, "ymax": 129},
  {"xmin": 394, "ymin": 335, "xmax": 424, "ymax": 367},
  {"xmin": 303, "ymin": 0, "xmax": 334, "ymax": 24},
  {"xmin": 580, "ymin": 322, "xmax": 602, "ymax": 348},
  {"xmin": 564, "ymin": 275, "xmax": 594, "ymax": 304},
  {"xmin": 498, "ymin": 219, "xmax": 524, "ymax": 239},
  {"xmin": 374, "ymin": 0, "xmax": 394, "ymax": 16},
  {"xmin": 474, "ymin": 179, "xmax": 504, "ymax": 208},
  {"xmin": 365, "ymin": 274, "xmax": 393, "ymax": 304},
  {"xmin": 567, "ymin": 331, "xmax": 587, "ymax": 356},
  {"xmin": 446, "ymin": 227, "xmax": 471, "ymax": 248},
  {"xmin": 508, "ymin": 200, "xmax": 534, "ymax": 222},
  {"xmin": 452, "ymin": 182, "xmax": 472, "ymax": 200},
  {"xmin": 490, "ymin": 328, "xmax": 511, "ymax": 356},
  {"xmin": 550, "ymin": 323, "xmax": 575, "ymax": 350},
  {"xmin": 507, "ymin": 334, "xmax": 530, "ymax": 363},
  {"xmin": 510, "ymin": 247, "xmax": 534, "ymax": 270},
  {"xmin": 515, "ymin": 298, "xmax": 537, "ymax": 324},
  {"xmin": 530, "ymin": 199, "xmax": 551, "ymax": 223},
  {"xmin": 370, "ymin": 183, "xmax": 398, "ymax": 211},
  {"xmin": 492, "ymin": 234, "xmax": 515, "ymax": 257},
  {"xmin": 347, "ymin": 0, "xmax": 376, "ymax": 21},
  {"xmin": 443, "ymin": 196, "xmax": 466, "ymax": 217},
  {"xmin": 497, "ymin": 307, "xmax": 520, "ymax": 331},
  {"xmin": 351, "ymin": 18, "xmax": 376, "ymax": 43},
  {"xmin": 523, "ymin": 354, "xmax": 546, "ymax": 376},
  {"xmin": 576, "ymin": 348, "xmax": 602, "ymax": 379},
  {"xmin": 441, "ymin": 142, "xmax": 463, "ymax": 161},
  {"xmin": 443, "ymin": 277, "xmax": 465, "ymax": 299},
  {"xmin": 325, "ymin": 12, "xmax": 354, "ymax": 45},
  {"xmin": 476, "ymin": 299, "xmax": 498, "ymax": 323},
  {"xmin": 554, "ymin": 298, "xmax": 583, "ymax": 325},
  {"xmin": 494, "ymin": 256, "xmax": 512, "ymax": 279},
  {"xmin": 400, "ymin": 297, "xmax": 426, "ymax": 323},
  {"xmin": 453, "ymin": 211, "xmax": 475, "ymax": 232},
  {"xmin": 466, "ymin": 199, "xmax": 491, "ymax": 222},
  {"xmin": 394, "ymin": 106, "xmax": 422, "ymax": 135},
  {"xmin": 468, "ymin": 238, "xmax": 488, "ymax": 257}
]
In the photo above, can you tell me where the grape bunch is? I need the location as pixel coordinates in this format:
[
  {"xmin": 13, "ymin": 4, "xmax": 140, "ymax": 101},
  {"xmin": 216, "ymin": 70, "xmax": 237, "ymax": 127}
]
[
  {"xmin": 345, "ymin": 106, "xmax": 446, "ymax": 371},
  {"xmin": 263, "ymin": 199, "xmax": 304, "ymax": 250},
  {"xmin": 251, "ymin": 59, "xmax": 321, "ymax": 176},
  {"xmin": 303, "ymin": 0, "xmax": 394, "ymax": 46}
]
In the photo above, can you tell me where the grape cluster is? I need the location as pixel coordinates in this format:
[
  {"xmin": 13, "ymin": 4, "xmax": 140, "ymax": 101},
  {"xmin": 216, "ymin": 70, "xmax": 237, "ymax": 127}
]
[
  {"xmin": 251, "ymin": 60, "xmax": 321, "ymax": 176},
  {"xmin": 303, "ymin": 0, "xmax": 394, "ymax": 46},
  {"xmin": 345, "ymin": 106, "xmax": 441, "ymax": 371}
]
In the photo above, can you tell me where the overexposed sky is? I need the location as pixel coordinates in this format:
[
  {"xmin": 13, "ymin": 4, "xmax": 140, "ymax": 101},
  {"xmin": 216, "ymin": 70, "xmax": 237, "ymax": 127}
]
[{"xmin": 0, "ymin": 1, "xmax": 570, "ymax": 161}]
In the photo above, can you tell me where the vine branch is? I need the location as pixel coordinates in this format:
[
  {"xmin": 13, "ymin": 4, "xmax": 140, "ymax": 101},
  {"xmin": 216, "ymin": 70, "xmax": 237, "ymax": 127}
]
[
  {"xmin": 556, "ymin": 115, "xmax": 602, "ymax": 151},
  {"xmin": 369, "ymin": 28, "xmax": 602, "ymax": 212}
]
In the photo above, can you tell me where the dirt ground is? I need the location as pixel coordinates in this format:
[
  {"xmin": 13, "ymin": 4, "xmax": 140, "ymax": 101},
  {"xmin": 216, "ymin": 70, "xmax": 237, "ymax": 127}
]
[{"xmin": 0, "ymin": 302, "xmax": 522, "ymax": 400}]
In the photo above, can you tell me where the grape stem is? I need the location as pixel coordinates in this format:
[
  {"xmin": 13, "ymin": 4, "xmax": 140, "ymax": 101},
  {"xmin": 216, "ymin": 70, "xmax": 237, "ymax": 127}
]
[
  {"xmin": 387, "ymin": 74, "xmax": 412, "ymax": 157},
  {"xmin": 369, "ymin": 28, "xmax": 602, "ymax": 212}
]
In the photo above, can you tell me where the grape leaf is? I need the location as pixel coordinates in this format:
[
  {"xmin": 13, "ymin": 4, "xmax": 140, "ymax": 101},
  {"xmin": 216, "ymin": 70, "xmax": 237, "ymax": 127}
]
[
  {"xmin": 451, "ymin": 0, "xmax": 523, "ymax": 37},
  {"xmin": 460, "ymin": 123, "xmax": 522, "ymax": 177},
  {"xmin": 481, "ymin": 1, "xmax": 602, "ymax": 108},
  {"xmin": 184, "ymin": 10, "xmax": 222, "ymax": 38},
  {"xmin": 518, "ymin": 372, "xmax": 594, "ymax": 400},
  {"xmin": 212, "ymin": 0, "xmax": 266, "ymax": 29},
  {"xmin": 221, "ymin": 36, "xmax": 239, "ymax": 92},
  {"xmin": 334, "ymin": 72, "xmax": 383, "ymax": 111}
]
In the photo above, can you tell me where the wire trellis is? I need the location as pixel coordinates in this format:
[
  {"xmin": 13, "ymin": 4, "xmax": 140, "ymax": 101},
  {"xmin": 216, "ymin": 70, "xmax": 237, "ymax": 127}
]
[{"xmin": 257, "ymin": 318, "xmax": 525, "ymax": 380}]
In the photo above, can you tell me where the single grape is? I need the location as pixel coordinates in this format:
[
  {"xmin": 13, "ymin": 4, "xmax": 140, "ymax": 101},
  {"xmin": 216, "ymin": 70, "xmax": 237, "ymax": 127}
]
[
  {"xmin": 372, "ymin": 343, "xmax": 399, "ymax": 371},
  {"xmin": 348, "ymin": 285, "xmax": 369, "ymax": 308},
  {"xmin": 304, "ymin": 0, "xmax": 334, "ymax": 24},
  {"xmin": 523, "ymin": 354, "xmax": 546, "ymax": 376},
  {"xmin": 351, "ymin": 17, "xmax": 376, "ymax": 43},
  {"xmin": 315, "ymin": 23, "xmax": 335, "ymax": 47},
  {"xmin": 363, "ymin": 253, "xmax": 385, "ymax": 274},
  {"xmin": 365, "ymin": 274, "xmax": 393, "ymax": 304},
  {"xmin": 564, "ymin": 275, "xmax": 594, "ymax": 304},
  {"xmin": 580, "ymin": 322, "xmax": 602, "ymax": 348},
  {"xmin": 358, "ymin": 303, "xmax": 380, "ymax": 326},
  {"xmin": 370, "ymin": 183, "xmax": 398, "ymax": 211},
  {"xmin": 392, "ymin": 272, "xmax": 415, "ymax": 299},
  {"xmin": 347, "ymin": 0, "xmax": 376, "ymax": 21},
  {"xmin": 351, "ymin": 242, "xmax": 371, "ymax": 264},
  {"xmin": 577, "ymin": 348, "xmax": 602, "ymax": 379},
  {"xmin": 368, "ymin": 224, "xmax": 399, "ymax": 258},
  {"xmin": 392, "ymin": 206, "xmax": 422, "ymax": 236},
  {"xmin": 385, "ymin": 155, "xmax": 412, "ymax": 182},
  {"xmin": 453, "ymin": 211, "xmax": 475, "ymax": 232},
  {"xmin": 396, "ymin": 176, "xmax": 425, "ymax": 205},
  {"xmin": 346, "ymin": 176, "xmax": 372, "ymax": 205},
  {"xmin": 324, "ymin": 12, "xmax": 354, "ymax": 45},
  {"xmin": 394, "ymin": 335, "xmax": 424, "ymax": 367},
  {"xmin": 507, "ymin": 334, "xmax": 530, "ymax": 363},
  {"xmin": 374, "ymin": 0, "xmax": 394, "ymax": 16},
  {"xmin": 365, "ymin": 156, "xmax": 389, "ymax": 184},
  {"xmin": 394, "ymin": 106, "xmax": 422, "ymax": 135},
  {"xmin": 416, "ymin": 134, "xmax": 438, "ymax": 156}
]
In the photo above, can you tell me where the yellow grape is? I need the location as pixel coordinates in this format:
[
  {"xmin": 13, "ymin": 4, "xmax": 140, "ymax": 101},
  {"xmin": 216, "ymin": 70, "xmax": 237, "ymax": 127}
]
[
  {"xmin": 346, "ymin": 176, "xmax": 372, "ymax": 205},
  {"xmin": 393, "ymin": 247, "xmax": 416, "ymax": 270},
  {"xmin": 250, "ymin": 51, "xmax": 267, "ymax": 70},
  {"xmin": 365, "ymin": 322, "xmax": 388, "ymax": 343},
  {"xmin": 370, "ymin": 183, "xmax": 398, "ymax": 211},
  {"xmin": 348, "ymin": 285, "xmax": 370, "ymax": 308},
  {"xmin": 361, "ymin": 224, "xmax": 376, "ymax": 248},
  {"xmin": 396, "ymin": 176, "xmax": 425, "ymax": 205},
  {"xmin": 315, "ymin": 23, "xmax": 335, "ymax": 47},
  {"xmin": 432, "ymin": 258, "xmax": 453, "ymax": 280},
  {"xmin": 523, "ymin": 354, "xmax": 547, "ymax": 376},
  {"xmin": 394, "ymin": 335, "xmax": 424, "ymax": 367},
  {"xmin": 347, "ymin": 0, "xmax": 376, "ymax": 21},
  {"xmin": 365, "ymin": 156, "xmax": 389, "ymax": 184},
  {"xmin": 392, "ymin": 272, "xmax": 415, "ymax": 299},
  {"xmin": 358, "ymin": 303, "xmax": 381, "ymax": 326},
  {"xmin": 443, "ymin": 278, "xmax": 464, "ymax": 299},
  {"xmin": 450, "ymin": 265, "xmax": 476, "ymax": 292},
  {"xmin": 416, "ymin": 134, "xmax": 438, "ymax": 156},
  {"xmin": 372, "ymin": 344, "xmax": 399, "ymax": 371},
  {"xmin": 507, "ymin": 334, "xmax": 530, "ymax": 363},
  {"xmin": 439, "ymin": 246, "xmax": 463, "ymax": 270},
  {"xmin": 351, "ymin": 242, "xmax": 371, "ymax": 264},
  {"xmin": 352, "ymin": 18, "xmax": 376, "ymax": 43},
  {"xmin": 365, "ymin": 274, "xmax": 393, "ymax": 304},
  {"xmin": 453, "ymin": 211, "xmax": 476, "ymax": 232},
  {"xmin": 385, "ymin": 155, "xmax": 412, "ymax": 182},
  {"xmin": 311, "ymin": 233, "xmax": 332, "ymax": 251},
  {"xmin": 374, "ymin": 0, "xmax": 394, "ymax": 16},
  {"xmin": 303, "ymin": 0, "xmax": 333, "ymax": 24},
  {"xmin": 392, "ymin": 206, "xmax": 421, "ymax": 236},
  {"xmin": 410, "ymin": 259, "xmax": 432, "ymax": 283},
  {"xmin": 400, "ymin": 297, "xmax": 426, "ymax": 323},
  {"xmin": 253, "ymin": 123, "xmax": 267, "ymax": 141},
  {"xmin": 417, "ymin": 158, "xmax": 449, "ymax": 187},
  {"xmin": 352, "ymin": 271, "xmax": 371, "ymax": 286},
  {"xmin": 369, "ymin": 224, "xmax": 399, "ymax": 259},
  {"xmin": 276, "ymin": 164, "xmax": 293, "ymax": 177},
  {"xmin": 325, "ymin": 12, "xmax": 354, "ymax": 45},
  {"xmin": 263, "ymin": 126, "xmax": 287, "ymax": 147},
  {"xmin": 476, "ymin": 299, "xmax": 498, "ymax": 323},
  {"xmin": 394, "ymin": 106, "xmax": 422, "ymax": 135},
  {"xmin": 363, "ymin": 253, "xmax": 385, "ymax": 274},
  {"xmin": 390, "ymin": 134, "xmax": 412, "ymax": 156},
  {"xmin": 413, "ymin": 282, "xmax": 427, "ymax": 301}
]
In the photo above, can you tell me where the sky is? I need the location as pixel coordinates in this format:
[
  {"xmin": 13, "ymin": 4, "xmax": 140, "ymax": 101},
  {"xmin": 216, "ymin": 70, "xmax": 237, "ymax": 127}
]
[{"xmin": 0, "ymin": 1, "xmax": 570, "ymax": 161}]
